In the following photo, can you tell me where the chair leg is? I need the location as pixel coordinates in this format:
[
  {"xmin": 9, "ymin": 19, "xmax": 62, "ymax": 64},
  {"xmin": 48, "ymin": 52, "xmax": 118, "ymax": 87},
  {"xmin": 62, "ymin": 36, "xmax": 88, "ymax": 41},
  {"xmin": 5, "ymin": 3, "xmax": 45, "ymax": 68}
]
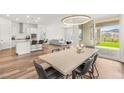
[
  {"xmin": 81, "ymin": 75, "xmax": 83, "ymax": 79},
  {"xmin": 94, "ymin": 64, "xmax": 99, "ymax": 78},
  {"xmin": 91, "ymin": 64, "xmax": 99, "ymax": 79},
  {"xmin": 65, "ymin": 74, "xmax": 72, "ymax": 79},
  {"xmin": 73, "ymin": 73, "xmax": 82, "ymax": 79},
  {"xmin": 91, "ymin": 72, "xmax": 95, "ymax": 79},
  {"xmin": 88, "ymin": 72, "xmax": 93, "ymax": 79},
  {"xmin": 66, "ymin": 75, "xmax": 69, "ymax": 79},
  {"xmin": 91, "ymin": 64, "xmax": 95, "ymax": 79},
  {"xmin": 92, "ymin": 64, "xmax": 94, "ymax": 74},
  {"xmin": 76, "ymin": 74, "xmax": 82, "ymax": 79},
  {"xmin": 72, "ymin": 71, "xmax": 76, "ymax": 79}
]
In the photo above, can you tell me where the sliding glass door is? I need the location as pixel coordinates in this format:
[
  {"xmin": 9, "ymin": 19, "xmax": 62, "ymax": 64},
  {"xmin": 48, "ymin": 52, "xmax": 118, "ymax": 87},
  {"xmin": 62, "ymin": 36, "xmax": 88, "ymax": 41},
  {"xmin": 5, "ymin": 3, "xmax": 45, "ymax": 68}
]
[{"xmin": 96, "ymin": 19, "xmax": 120, "ymax": 61}]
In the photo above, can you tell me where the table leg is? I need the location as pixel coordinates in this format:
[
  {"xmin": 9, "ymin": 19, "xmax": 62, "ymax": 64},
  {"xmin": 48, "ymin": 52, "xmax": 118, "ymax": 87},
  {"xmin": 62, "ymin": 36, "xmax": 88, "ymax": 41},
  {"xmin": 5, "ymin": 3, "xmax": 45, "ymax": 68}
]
[{"xmin": 72, "ymin": 71, "xmax": 76, "ymax": 79}]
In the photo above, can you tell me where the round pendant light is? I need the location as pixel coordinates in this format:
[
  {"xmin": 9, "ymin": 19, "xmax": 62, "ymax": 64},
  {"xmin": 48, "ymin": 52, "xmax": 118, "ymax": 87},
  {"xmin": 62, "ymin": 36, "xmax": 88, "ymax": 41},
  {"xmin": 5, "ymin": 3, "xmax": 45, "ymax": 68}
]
[{"xmin": 61, "ymin": 15, "xmax": 91, "ymax": 25}]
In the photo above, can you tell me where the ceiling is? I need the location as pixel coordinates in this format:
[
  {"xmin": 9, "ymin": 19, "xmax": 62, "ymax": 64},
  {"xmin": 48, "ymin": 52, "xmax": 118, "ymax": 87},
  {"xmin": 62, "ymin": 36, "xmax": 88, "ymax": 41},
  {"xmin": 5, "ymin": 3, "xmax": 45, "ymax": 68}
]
[{"xmin": 0, "ymin": 14, "xmax": 119, "ymax": 25}]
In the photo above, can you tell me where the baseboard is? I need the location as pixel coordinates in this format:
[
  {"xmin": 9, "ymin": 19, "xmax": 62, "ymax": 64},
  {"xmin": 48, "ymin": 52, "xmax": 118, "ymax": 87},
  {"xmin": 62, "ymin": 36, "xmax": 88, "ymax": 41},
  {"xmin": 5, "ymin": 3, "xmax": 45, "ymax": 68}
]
[{"xmin": 99, "ymin": 56, "xmax": 124, "ymax": 64}]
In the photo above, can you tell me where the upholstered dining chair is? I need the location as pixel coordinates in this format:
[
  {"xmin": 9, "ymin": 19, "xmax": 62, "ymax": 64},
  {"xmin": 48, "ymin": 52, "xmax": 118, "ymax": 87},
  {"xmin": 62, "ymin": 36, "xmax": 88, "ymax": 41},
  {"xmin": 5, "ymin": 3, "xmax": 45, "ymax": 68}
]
[
  {"xmin": 33, "ymin": 61, "xmax": 64, "ymax": 79},
  {"xmin": 91, "ymin": 53, "xmax": 99, "ymax": 78},
  {"xmin": 74, "ymin": 58, "xmax": 94, "ymax": 79},
  {"xmin": 52, "ymin": 48, "xmax": 61, "ymax": 53}
]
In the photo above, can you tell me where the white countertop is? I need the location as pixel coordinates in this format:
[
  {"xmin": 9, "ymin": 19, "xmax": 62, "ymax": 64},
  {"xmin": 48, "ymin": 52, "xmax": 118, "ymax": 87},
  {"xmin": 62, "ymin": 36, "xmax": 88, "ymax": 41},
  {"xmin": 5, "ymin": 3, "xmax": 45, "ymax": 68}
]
[{"xmin": 16, "ymin": 39, "xmax": 31, "ymax": 43}]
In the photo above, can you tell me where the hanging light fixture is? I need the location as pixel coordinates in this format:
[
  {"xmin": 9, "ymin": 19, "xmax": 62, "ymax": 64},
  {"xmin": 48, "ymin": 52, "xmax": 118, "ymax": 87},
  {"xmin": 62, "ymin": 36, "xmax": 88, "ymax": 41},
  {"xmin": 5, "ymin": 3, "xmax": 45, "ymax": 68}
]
[
  {"xmin": 61, "ymin": 15, "xmax": 91, "ymax": 26},
  {"xmin": 61, "ymin": 15, "xmax": 96, "ymax": 47}
]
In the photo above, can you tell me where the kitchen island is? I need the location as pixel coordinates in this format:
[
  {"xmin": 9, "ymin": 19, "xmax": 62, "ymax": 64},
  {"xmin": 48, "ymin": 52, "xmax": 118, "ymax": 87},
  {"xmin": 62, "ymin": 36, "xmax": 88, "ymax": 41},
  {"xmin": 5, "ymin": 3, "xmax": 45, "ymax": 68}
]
[
  {"xmin": 16, "ymin": 40, "xmax": 31, "ymax": 55},
  {"xmin": 16, "ymin": 39, "xmax": 43, "ymax": 55}
]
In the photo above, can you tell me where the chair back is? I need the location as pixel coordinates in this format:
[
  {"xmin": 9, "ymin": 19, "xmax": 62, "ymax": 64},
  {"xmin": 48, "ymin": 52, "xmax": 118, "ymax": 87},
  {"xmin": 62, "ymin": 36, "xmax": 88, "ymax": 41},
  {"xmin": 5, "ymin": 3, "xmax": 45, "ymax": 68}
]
[
  {"xmin": 39, "ymin": 40, "xmax": 44, "ymax": 44},
  {"xmin": 33, "ymin": 61, "xmax": 48, "ymax": 79},
  {"xmin": 32, "ymin": 40, "xmax": 37, "ymax": 45},
  {"xmin": 66, "ymin": 41, "xmax": 72, "ymax": 45},
  {"xmin": 81, "ymin": 58, "xmax": 94, "ymax": 75},
  {"xmin": 52, "ymin": 48, "xmax": 60, "ymax": 53}
]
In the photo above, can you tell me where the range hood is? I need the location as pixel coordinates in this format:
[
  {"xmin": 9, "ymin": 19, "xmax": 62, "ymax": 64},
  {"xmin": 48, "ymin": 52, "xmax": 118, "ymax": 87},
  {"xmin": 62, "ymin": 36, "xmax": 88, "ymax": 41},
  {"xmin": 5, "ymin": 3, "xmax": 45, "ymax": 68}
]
[{"xmin": 19, "ymin": 23, "xmax": 23, "ymax": 33}]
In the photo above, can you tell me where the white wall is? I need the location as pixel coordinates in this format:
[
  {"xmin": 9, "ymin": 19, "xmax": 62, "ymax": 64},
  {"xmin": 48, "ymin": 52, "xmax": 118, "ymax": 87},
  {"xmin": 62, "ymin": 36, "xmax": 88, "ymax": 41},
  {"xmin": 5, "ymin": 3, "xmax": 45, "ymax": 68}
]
[
  {"xmin": 81, "ymin": 21, "xmax": 94, "ymax": 46},
  {"xmin": 71, "ymin": 26, "xmax": 80, "ymax": 46},
  {"xmin": 38, "ymin": 24, "xmax": 64, "ymax": 40},
  {"xmin": 37, "ymin": 25, "xmax": 46, "ymax": 40},
  {"xmin": 64, "ymin": 25, "xmax": 80, "ymax": 46},
  {"xmin": 64, "ymin": 27, "xmax": 73, "ymax": 41}
]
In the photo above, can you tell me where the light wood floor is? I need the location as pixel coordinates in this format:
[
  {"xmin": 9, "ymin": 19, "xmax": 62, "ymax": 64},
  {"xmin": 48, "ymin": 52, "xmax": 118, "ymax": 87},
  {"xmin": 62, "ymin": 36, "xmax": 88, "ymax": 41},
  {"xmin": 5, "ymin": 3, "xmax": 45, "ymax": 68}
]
[{"xmin": 0, "ymin": 44, "xmax": 124, "ymax": 79}]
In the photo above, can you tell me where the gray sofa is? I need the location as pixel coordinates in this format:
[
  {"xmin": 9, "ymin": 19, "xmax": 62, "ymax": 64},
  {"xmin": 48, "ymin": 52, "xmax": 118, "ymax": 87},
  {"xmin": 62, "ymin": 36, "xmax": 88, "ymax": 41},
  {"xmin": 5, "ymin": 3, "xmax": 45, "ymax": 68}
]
[{"xmin": 49, "ymin": 39, "xmax": 66, "ymax": 46}]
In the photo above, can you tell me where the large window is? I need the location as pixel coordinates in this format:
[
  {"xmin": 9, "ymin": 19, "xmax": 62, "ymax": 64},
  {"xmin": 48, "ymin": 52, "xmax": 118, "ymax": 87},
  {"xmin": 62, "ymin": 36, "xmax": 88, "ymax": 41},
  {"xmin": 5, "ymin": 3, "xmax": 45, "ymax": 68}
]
[{"xmin": 96, "ymin": 25, "xmax": 120, "ymax": 48}]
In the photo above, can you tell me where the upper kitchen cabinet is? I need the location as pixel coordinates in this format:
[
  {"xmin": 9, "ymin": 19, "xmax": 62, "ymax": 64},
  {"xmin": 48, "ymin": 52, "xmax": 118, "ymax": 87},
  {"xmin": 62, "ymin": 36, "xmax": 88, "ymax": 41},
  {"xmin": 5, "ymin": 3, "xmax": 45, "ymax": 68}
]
[
  {"xmin": 23, "ymin": 23, "xmax": 38, "ymax": 34},
  {"xmin": 11, "ymin": 22, "xmax": 20, "ymax": 36}
]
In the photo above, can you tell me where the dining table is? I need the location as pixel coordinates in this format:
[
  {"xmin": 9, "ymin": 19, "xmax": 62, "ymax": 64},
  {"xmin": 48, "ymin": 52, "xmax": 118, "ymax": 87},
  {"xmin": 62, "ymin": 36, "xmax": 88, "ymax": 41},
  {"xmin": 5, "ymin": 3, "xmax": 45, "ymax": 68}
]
[{"xmin": 39, "ymin": 47, "xmax": 99, "ymax": 79}]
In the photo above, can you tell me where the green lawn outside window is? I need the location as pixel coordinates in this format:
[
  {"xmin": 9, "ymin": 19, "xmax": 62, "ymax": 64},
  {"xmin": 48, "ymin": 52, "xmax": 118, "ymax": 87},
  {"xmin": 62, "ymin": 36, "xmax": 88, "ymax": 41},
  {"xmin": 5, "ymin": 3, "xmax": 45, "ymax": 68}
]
[{"xmin": 97, "ymin": 41, "xmax": 120, "ymax": 48}]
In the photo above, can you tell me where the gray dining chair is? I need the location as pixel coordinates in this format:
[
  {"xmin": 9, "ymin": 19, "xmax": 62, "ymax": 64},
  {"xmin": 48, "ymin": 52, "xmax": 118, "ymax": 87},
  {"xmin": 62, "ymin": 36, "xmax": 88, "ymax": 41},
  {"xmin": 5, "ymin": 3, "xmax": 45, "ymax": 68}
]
[
  {"xmin": 33, "ymin": 61, "xmax": 64, "ymax": 79},
  {"xmin": 91, "ymin": 53, "xmax": 99, "ymax": 78},
  {"xmin": 74, "ymin": 58, "xmax": 94, "ymax": 79},
  {"xmin": 52, "ymin": 48, "xmax": 61, "ymax": 53}
]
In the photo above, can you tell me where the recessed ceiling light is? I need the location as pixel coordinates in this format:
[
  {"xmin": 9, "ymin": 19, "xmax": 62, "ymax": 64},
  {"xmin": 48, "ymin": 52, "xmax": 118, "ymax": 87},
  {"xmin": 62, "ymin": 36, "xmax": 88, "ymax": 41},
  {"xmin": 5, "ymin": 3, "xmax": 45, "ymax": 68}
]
[
  {"xmin": 37, "ymin": 17, "xmax": 40, "ymax": 20},
  {"xmin": 35, "ymin": 20, "xmax": 38, "ymax": 22},
  {"xmin": 16, "ymin": 18, "xmax": 19, "ymax": 21},
  {"xmin": 6, "ymin": 14, "xmax": 10, "ymax": 17},
  {"xmin": 26, "ymin": 15, "xmax": 30, "ymax": 18}
]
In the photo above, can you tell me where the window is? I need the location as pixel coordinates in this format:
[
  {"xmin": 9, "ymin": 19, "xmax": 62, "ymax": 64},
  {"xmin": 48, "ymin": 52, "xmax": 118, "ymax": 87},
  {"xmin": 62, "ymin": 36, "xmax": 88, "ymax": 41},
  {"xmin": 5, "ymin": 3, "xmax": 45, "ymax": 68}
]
[{"xmin": 96, "ymin": 25, "xmax": 120, "ymax": 48}]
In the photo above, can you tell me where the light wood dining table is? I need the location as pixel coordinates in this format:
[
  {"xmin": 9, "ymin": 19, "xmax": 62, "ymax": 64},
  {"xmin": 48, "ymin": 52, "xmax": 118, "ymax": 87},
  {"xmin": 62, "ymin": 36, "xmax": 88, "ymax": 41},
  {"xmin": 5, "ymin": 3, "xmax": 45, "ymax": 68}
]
[{"xmin": 39, "ymin": 47, "xmax": 99, "ymax": 78}]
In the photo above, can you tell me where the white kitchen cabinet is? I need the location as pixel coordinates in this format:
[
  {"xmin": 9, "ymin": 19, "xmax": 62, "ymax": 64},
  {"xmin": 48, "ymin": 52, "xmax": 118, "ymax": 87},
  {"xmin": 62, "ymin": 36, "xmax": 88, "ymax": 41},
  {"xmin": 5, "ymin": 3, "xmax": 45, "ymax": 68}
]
[
  {"xmin": 16, "ymin": 40, "xmax": 31, "ymax": 55},
  {"xmin": 0, "ymin": 18, "xmax": 12, "ymax": 50},
  {"xmin": 31, "ymin": 44, "xmax": 43, "ymax": 51},
  {"xmin": 11, "ymin": 22, "xmax": 20, "ymax": 36}
]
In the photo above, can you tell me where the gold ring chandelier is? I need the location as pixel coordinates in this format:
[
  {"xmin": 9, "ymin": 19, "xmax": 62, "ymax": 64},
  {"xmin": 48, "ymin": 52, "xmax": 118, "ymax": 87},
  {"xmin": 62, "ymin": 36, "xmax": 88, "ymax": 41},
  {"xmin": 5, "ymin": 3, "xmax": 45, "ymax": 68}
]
[{"xmin": 61, "ymin": 15, "xmax": 91, "ymax": 25}]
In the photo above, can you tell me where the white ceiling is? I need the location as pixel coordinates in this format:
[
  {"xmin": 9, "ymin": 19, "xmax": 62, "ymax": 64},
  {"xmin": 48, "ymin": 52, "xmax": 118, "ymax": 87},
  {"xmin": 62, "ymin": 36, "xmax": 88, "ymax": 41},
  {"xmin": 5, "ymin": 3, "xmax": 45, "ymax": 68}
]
[{"xmin": 0, "ymin": 14, "xmax": 119, "ymax": 25}]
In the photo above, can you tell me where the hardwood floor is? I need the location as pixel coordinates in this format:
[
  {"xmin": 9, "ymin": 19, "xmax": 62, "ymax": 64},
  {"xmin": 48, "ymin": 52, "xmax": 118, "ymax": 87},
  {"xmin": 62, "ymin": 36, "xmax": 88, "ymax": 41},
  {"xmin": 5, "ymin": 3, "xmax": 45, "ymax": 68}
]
[
  {"xmin": 97, "ymin": 58, "xmax": 124, "ymax": 79},
  {"xmin": 0, "ymin": 44, "xmax": 124, "ymax": 79},
  {"xmin": 0, "ymin": 48, "xmax": 16, "ymax": 58}
]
